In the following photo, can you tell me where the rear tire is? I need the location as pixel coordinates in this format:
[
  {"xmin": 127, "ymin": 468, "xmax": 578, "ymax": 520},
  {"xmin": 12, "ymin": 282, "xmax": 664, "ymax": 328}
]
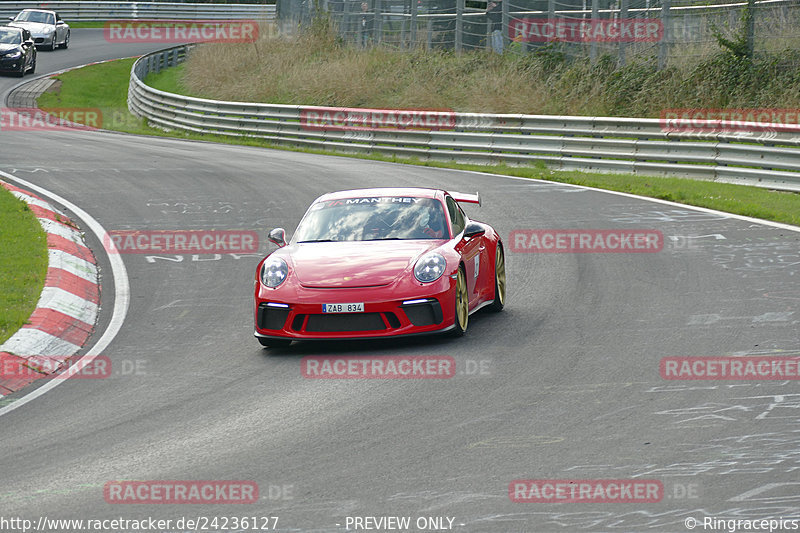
[
  {"xmin": 258, "ymin": 337, "xmax": 291, "ymax": 348},
  {"xmin": 451, "ymin": 266, "xmax": 469, "ymax": 336},
  {"xmin": 488, "ymin": 244, "xmax": 505, "ymax": 312}
]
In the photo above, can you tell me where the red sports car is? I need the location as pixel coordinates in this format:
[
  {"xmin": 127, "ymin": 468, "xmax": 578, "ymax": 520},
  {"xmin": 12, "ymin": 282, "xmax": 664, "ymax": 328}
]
[{"xmin": 253, "ymin": 187, "xmax": 505, "ymax": 347}]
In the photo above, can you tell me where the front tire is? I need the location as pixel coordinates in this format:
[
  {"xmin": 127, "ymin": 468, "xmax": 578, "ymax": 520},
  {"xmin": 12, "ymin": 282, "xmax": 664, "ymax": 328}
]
[
  {"xmin": 258, "ymin": 337, "xmax": 291, "ymax": 348},
  {"xmin": 61, "ymin": 31, "xmax": 69, "ymax": 49},
  {"xmin": 45, "ymin": 36, "xmax": 55, "ymax": 51},
  {"xmin": 488, "ymin": 244, "xmax": 505, "ymax": 312},
  {"xmin": 452, "ymin": 266, "xmax": 469, "ymax": 336}
]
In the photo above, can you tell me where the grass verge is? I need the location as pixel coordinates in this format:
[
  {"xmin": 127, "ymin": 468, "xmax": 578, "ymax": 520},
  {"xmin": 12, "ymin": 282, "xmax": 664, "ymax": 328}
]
[
  {"xmin": 65, "ymin": 22, "xmax": 107, "ymax": 28},
  {"xmin": 37, "ymin": 58, "xmax": 800, "ymax": 227},
  {"xmin": 0, "ymin": 185, "xmax": 48, "ymax": 346}
]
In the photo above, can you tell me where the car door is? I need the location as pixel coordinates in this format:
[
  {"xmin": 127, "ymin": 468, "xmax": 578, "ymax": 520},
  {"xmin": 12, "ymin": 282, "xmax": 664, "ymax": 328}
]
[
  {"xmin": 22, "ymin": 29, "xmax": 33, "ymax": 65},
  {"xmin": 446, "ymin": 196, "xmax": 482, "ymax": 307},
  {"xmin": 55, "ymin": 14, "xmax": 65, "ymax": 43}
]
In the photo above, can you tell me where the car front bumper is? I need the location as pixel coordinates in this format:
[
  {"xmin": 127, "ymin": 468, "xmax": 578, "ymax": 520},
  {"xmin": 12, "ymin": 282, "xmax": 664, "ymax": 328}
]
[
  {"xmin": 0, "ymin": 57, "xmax": 24, "ymax": 71},
  {"xmin": 254, "ymin": 278, "xmax": 457, "ymax": 341}
]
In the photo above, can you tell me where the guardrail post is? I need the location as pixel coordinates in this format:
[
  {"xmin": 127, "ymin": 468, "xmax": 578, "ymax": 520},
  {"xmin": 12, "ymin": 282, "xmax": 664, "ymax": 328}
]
[
  {"xmin": 590, "ymin": 0, "xmax": 598, "ymax": 63},
  {"xmin": 410, "ymin": 0, "xmax": 418, "ymax": 47},
  {"xmin": 486, "ymin": 12, "xmax": 492, "ymax": 50},
  {"xmin": 658, "ymin": 0, "xmax": 671, "ymax": 69},
  {"xmin": 455, "ymin": 0, "xmax": 464, "ymax": 53},
  {"xmin": 343, "ymin": 1, "xmax": 353, "ymax": 45},
  {"xmin": 426, "ymin": 16, "xmax": 433, "ymax": 49},
  {"xmin": 501, "ymin": 0, "xmax": 509, "ymax": 50},
  {"xmin": 359, "ymin": 2, "xmax": 366, "ymax": 47},
  {"xmin": 618, "ymin": 0, "xmax": 628, "ymax": 66},
  {"xmin": 373, "ymin": 0, "xmax": 382, "ymax": 44},
  {"xmin": 746, "ymin": 0, "xmax": 755, "ymax": 58}
]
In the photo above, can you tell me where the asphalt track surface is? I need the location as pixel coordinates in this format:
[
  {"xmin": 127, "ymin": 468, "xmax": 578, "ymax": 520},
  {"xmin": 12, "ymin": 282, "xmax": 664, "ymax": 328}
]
[{"xmin": 1, "ymin": 28, "xmax": 800, "ymax": 533}]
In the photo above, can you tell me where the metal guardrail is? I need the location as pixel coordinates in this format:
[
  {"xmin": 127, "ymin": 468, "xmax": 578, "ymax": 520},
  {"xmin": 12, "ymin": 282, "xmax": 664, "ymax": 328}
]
[
  {"xmin": 0, "ymin": 2, "xmax": 275, "ymax": 22},
  {"xmin": 129, "ymin": 45, "xmax": 800, "ymax": 192}
]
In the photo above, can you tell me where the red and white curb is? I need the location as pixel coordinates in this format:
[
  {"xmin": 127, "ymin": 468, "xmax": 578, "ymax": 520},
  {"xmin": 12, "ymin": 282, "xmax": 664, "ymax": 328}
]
[{"xmin": 0, "ymin": 181, "xmax": 99, "ymax": 397}]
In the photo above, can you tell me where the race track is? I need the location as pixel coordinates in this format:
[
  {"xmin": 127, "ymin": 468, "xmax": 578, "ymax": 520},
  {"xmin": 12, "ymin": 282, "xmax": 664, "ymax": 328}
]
[{"xmin": 1, "ymin": 29, "xmax": 799, "ymax": 533}]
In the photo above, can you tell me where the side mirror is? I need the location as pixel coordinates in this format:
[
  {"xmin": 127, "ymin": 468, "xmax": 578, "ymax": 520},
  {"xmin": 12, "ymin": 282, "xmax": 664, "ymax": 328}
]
[
  {"xmin": 8, "ymin": 16, "xmax": 14, "ymax": 21},
  {"xmin": 268, "ymin": 227, "xmax": 287, "ymax": 247},
  {"xmin": 464, "ymin": 222, "xmax": 485, "ymax": 238},
  {"xmin": 24, "ymin": 39, "xmax": 34, "ymax": 46}
]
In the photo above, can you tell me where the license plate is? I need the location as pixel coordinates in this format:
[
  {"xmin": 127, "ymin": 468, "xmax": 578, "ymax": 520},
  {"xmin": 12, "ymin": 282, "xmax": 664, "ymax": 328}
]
[{"xmin": 322, "ymin": 302, "xmax": 364, "ymax": 313}]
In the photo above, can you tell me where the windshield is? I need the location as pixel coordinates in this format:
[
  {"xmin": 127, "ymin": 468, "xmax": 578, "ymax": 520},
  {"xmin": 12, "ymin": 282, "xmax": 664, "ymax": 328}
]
[
  {"xmin": 294, "ymin": 197, "xmax": 448, "ymax": 242},
  {"xmin": 15, "ymin": 11, "xmax": 55, "ymax": 25},
  {"xmin": 0, "ymin": 29, "xmax": 21, "ymax": 44}
]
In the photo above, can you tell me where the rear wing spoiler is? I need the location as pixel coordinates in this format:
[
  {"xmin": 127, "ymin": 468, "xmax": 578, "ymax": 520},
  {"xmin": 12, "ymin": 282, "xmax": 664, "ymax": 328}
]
[{"xmin": 450, "ymin": 191, "xmax": 481, "ymax": 206}]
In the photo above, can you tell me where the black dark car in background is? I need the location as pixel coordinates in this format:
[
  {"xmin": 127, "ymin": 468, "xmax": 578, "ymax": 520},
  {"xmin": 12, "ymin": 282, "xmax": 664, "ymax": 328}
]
[{"xmin": 0, "ymin": 26, "xmax": 36, "ymax": 77}]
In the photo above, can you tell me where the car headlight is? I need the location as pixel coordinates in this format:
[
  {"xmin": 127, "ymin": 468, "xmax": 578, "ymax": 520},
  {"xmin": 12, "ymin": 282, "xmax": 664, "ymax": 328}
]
[
  {"xmin": 260, "ymin": 257, "xmax": 288, "ymax": 288},
  {"xmin": 3, "ymin": 51, "xmax": 21, "ymax": 59},
  {"xmin": 414, "ymin": 252, "xmax": 446, "ymax": 283}
]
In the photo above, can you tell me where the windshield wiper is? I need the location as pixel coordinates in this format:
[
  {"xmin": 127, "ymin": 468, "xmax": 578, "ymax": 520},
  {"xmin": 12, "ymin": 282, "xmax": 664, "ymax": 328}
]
[
  {"xmin": 298, "ymin": 239, "xmax": 335, "ymax": 243},
  {"xmin": 362, "ymin": 238, "xmax": 403, "ymax": 241}
]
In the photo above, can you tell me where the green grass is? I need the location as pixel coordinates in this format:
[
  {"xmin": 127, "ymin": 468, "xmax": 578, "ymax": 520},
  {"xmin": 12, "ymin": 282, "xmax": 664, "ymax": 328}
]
[
  {"xmin": 146, "ymin": 63, "xmax": 194, "ymax": 95},
  {"xmin": 39, "ymin": 58, "xmax": 170, "ymax": 136},
  {"xmin": 65, "ymin": 22, "xmax": 107, "ymax": 28},
  {"xmin": 0, "ymin": 186, "xmax": 48, "ymax": 346},
  {"xmin": 37, "ymin": 58, "xmax": 800, "ymax": 227}
]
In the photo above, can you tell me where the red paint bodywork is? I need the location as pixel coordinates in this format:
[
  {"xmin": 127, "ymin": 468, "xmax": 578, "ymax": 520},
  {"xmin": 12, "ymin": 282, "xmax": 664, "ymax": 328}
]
[{"xmin": 254, "ymin": 188, "xmax": 502, "ymax": 341}]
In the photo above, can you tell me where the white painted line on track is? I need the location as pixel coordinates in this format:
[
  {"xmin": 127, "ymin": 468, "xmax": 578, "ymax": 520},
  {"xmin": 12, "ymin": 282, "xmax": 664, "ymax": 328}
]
[{"xmin": 0, "ymin": 171, "xmax": 130, "ymax": 418}]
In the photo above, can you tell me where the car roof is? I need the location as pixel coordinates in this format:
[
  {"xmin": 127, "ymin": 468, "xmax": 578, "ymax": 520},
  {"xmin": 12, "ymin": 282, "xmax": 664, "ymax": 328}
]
[
  {"xmin": 314, "ymin": 188, "xmax": 444, "ymax": 202},
  {"xmin": 20, "ymin": 9, "xmax": 56, "ymax": 14}
]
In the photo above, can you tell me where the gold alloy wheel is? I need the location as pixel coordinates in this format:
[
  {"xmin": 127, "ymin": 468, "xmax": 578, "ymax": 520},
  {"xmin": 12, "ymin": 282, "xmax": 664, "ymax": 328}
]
[
  {"xmin": 495, "ymin": 245, "xmax": 506, "ymax": 306},
  {"xmin": 456, "ymin": 267, "xmax": 469, "ymax": 333}
]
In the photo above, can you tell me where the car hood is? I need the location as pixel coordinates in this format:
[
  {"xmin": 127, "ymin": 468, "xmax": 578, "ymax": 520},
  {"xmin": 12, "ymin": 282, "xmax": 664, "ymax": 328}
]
[
  {"xmin": 0, "ymin": 44, "xmax": 20, "ymax": 54},
  {"xmin": 281, "ymin": 240, "xmax": 443, "ymax": 288},
  {"xmin": 9, "ymin": 22, "xmax": 52, "ymax": 34}
]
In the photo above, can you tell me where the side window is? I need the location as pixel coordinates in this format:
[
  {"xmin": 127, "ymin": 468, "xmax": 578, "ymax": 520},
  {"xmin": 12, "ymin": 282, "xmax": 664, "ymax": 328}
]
[
  {"xmin": 446, "ymin": 196, "xmax": 465, "ymax": 236},
  {"xmin": 23, "ymin": 29, "xmax": 31, "ymax": 41}
]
